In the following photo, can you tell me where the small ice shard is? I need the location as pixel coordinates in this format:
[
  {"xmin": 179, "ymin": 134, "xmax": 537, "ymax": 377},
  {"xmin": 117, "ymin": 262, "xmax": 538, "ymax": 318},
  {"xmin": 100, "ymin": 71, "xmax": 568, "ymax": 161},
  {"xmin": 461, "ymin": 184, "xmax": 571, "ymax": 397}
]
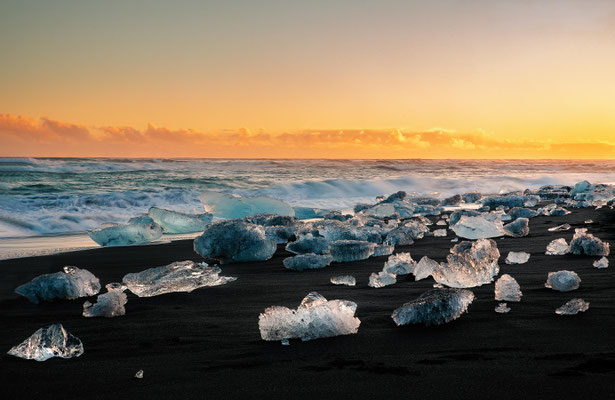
[
  {"xmin": 555, "ymin": 298, "xmax": 589, "ymax": 315},
  {"xmin": 593, "ymin": 256, "xmax": 608, "ymax": 269},
  {"xmin": 382, "ymin": 252, "xmax": 416, "ymax": 275},
  {"xmin": 503, "ymin": 218, "xmax": 529, "ymax": 237},
  {"xmin": 569, "ymin": 228, "xmax": 610, "ymax": 256},
  {"xmin": 431, "ymin": 239, "xmax": 500, "ymax": 288},
  {"xmin": 451, "ymin": 215, "xmax": 505, "ymax": 240},
  {"xmin": 391, "ymin": 288, "xmax": 474, "ymax": 326},
  {"xmin": 147, "ymin": 207, "xmax": 212, "ymax": 234},
  {"xmin": 494, "ymin": 274, "xmax": 522, "ymax": 302},
  {"xmin": 368, "ymin": 272, "xmax": 397, "ymax": 288},
  {"xmin": 194, "ymin": 221, "xmax": 277, "ymax": 263},
  {"xmin": 329, "ymin": 240, "xmax": 376, "ymax": 262},
  {"xmin": 15, "ymin": 266, "xmax": 101, "ymax": 304},
  {"xmin": 281, "ymin": 339, "xmax": 290, "ymax": 346},
  {"xmin": 495, "ymin": 303, "xmax": 511, "ymax": 313},
  {"xmin": 414, "ymin": 256, "xmax": 439, "ymax": 281},
  {"xmin": 505, "ymin": 251, "xmax": 530, "ymax": 265},
  {"xmin": 584, "ymin": 219, "xmax": 593, "ymax": 224},
  {"xmin": 7, "ymin": 323, "xmax": 84, "ymax": 361},
  {"xmin": 285, "ymin": 234, "xmax": 329, "ymax": 255},
  {"xmin": 199, "ymin": 191, "xmax": 294, "ymax": 219},
  {"xmin": 546, "ymin": 238, "xmax": 570, "ymax": 255},
  {"xmin": 433, "ymin": 283, "xmax": 444, "ymax": 288},
  {"xmin": 545, "ymin": 270, "xmax": 581, "ymax": 292},
  {"xmin": 283, "ymin": 253, "xmax": 333, "ymax": 271},
  {"xmin": 331, "ymin": 275, "xmax": 356, "ymax": 286},
  {"xmin": 433, "ymin": 229, "xmax": 447, "ymax": 237},
  {"xmin": 548, "ymin": 224, "xmax": 571, "ymax": 232},
  {"xmin": 258, "ymin": 292, "xmax": 361, "ymax": 341},
  {"xmin": 372, "ymin": 244, "xmax": 395, "ymax": 257},
  {"xmin": 436, "ymin": 219, "xmax": 447, "ymax": 226},
  {"xmin": 83, "ymin": 283, "xmax": 127, "ymax": 318},
  {"xmin": 451, "ymin": 237, "xmax": 458, "ymax": 242},
  {"xmin": 88, "ymin": 218, "xmax": 163, "ymax": 247},
  {"xmin": 122, "ymin": 260, "xmax": 236, "ymax": 297}
]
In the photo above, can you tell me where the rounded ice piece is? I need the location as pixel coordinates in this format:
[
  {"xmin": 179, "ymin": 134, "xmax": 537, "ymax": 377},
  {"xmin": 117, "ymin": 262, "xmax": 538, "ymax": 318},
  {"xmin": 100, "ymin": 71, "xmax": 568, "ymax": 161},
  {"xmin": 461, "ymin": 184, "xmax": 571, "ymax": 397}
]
[
  {"xmin": 391, "ymin": 288, "xmax": 475, "ymax": 326},
  {"xmin": 545, "ymin": 270, "xmax": 581, "ymax": 292},
  {"xmin": 194, "ymin": 221, "xmax": 277, "ymax": 263},
  {"xmin": 285, "ymin": 234, "xmax": 330, "ymax": 255},
  {"xmin": 546, "ymin": 238, "xmax": 570, "ymax": 255},
  {"xmin": 451, "ymin": 215, "xmax": 505, "ymax": 240},
  {"xmin": 494, "ymin": 274, "xmax": 522, "ymax": 302},
  {"xmin": 331, "ymin": 275, "xmax": 356, "ymax": 286},
  {"xmin": 283, "ymin": 253, "xmax": 333, "ymax": 271},
  {"xmin": 505, "ymin": 251, "xmax": 530, "ymax": 265},
  {"xmin": 329, "ymin": 240, "xmax": 376, "ymax": 262},
  {"xmin": 503, "ymin": 217, "xmax": 529, "ymax": 237},
  {"xmin": 368, "ymin": 271, "xmax": 397, "ymax": 288},
  {"xmin": 88, "ymin": 220, "xmax": 163, "ymax": 247},
  {"xmin": 15, "ymin": 266, "xmax": 101, "ymax": 304}
]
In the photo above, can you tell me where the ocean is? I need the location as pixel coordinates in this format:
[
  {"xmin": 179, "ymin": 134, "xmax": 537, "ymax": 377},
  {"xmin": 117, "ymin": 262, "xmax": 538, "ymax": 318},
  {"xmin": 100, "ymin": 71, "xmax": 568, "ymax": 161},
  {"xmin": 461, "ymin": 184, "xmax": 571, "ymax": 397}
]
[{"xmin": 1, "ymin": 157, "xmax": 614, "ymax": 240}]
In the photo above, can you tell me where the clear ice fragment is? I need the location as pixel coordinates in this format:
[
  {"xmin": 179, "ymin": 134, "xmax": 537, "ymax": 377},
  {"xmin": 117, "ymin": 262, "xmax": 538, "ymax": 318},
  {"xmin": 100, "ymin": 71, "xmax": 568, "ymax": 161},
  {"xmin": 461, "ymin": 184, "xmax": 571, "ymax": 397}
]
[
  {"xmin": 494, "ymin": 274, "xmax": 522, "ymax": 302},
  {"xmin": 555, "ymin": 298, "xmax": 589, "ymax": 315},
  {"xmin": 505, "ymin": 251, "xmax": 530, "ymax": 265},
  {"xmin": 431, "ymin": 239, "xmax": 500, "ymax": 288},
  {"xmin": 391, "ymin": 288, "xmax": 474, "ymax": 326},
  {"xmin": 382, "ymin": 252, "xmax": 416, "ymax": 275},
  {"xmin": 593, "ymin": 256, "xmax": 608, "ymax": 269},
  {"xmin": 147, "ymin": 207, "xmax": 212, "ymax": 233},
  {"xmin": 368, "ymin": 271, "xmax": 397, "ymax": 288},
  {"xmin": 495, "ymin": 303, "xmax": 511, "ymax": 313},
  {"xmin": 546, "ymin": 238, "xmax": 570, "ymax": 255},
  {"xmin": 83, "ymin": 283, "xmax": 127, "ymax": 318},
  {"xmin": 7, "ymin": 323, "xmax": 84, "ymax": 361},
  {"xmin": 545, "ymin": 270, "xmax": 581, "ymax": 292},
  {"xmin": 569, "ymin": 228, "xmax": 610, "ymax": 256},
  {"xmin": 15, "ymin": 266, "xmax": 101, "ymax": 304},
  {"xmin": 329, "ymin": 240, "xmax": 376, "ymax": 262},
  {"xmin": 330, "ymin": 275, "xmax": 356, "ymax": 286}
]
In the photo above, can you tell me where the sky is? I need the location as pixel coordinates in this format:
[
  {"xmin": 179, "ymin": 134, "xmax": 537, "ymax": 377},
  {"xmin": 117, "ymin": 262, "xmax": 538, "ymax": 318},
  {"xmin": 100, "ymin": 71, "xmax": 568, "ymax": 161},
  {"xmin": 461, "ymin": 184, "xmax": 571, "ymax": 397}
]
[{"xmin": 1, "ymin": 0, "xmax": 614, "ymax": 158}]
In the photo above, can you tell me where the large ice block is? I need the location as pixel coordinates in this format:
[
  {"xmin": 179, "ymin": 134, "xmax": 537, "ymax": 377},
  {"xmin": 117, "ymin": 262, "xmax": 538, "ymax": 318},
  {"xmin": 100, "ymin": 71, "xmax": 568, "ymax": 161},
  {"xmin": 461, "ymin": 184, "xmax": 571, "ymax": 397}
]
[
  {"xmin": 15, "ymin": 266, "xmax": 101, "ymax": 304},
  {"xmin": 123, "ymin": 260, "xmax": 236, "ymax": 297},
  {"xmin": 258, "ymin": 292, "xmax": 361, "ymax": 342},
  {"xmin": 329, "ymin": 240, "xmax": 376, "ymax": 262},
  {"xmin": 431, "ymin": 239, "xmax": 500, "ymax": 288},
  {"xmin": 88, "ymin": 218, "xmax": 163, "ymax": 247},
  {"xmin": 194, "ymin": 220, "xmax": 277, "ymax": 263},
  {"xmin": 7, "ymin": 323, "xmax": 84, "ymax": 361},
  {"xmin": 391, "ymin": 288, "xmax": 475, "ymax": 326},
  {"xmin": 199, "ymin": 191, "xmax": 294, "ymax": 219}
]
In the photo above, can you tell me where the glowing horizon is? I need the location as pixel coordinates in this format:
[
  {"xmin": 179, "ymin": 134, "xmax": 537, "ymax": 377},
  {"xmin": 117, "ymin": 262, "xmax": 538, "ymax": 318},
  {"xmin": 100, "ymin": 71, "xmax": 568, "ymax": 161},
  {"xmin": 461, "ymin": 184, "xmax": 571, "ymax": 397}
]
[{"xmin": 1, "ymin": 1, "xmax": 614, "ymax": 159}]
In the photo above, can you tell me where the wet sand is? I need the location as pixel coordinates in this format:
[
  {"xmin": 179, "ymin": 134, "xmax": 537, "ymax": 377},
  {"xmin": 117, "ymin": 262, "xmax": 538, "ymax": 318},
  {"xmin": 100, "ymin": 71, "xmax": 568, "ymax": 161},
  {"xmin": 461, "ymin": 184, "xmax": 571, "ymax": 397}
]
[{"xmin": 0, "ymin": 207, "xmax": 613, "ymax": 399}]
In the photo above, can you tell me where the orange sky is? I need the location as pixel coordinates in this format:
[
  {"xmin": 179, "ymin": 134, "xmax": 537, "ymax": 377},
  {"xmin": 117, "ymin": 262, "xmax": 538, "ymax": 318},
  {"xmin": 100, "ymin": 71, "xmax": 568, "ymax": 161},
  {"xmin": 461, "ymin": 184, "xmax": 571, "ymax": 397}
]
[{"xmin": 1, "ymin": 1, "xmax": 615, "ymax": 159}]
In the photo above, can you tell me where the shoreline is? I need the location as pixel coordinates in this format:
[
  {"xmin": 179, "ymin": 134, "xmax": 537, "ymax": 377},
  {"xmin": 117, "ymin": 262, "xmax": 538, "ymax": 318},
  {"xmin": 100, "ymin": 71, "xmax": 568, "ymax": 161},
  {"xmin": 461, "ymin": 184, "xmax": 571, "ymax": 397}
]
[{"xmin": 0, "ymin": 206, "xmax": 613, "ymax": 399}]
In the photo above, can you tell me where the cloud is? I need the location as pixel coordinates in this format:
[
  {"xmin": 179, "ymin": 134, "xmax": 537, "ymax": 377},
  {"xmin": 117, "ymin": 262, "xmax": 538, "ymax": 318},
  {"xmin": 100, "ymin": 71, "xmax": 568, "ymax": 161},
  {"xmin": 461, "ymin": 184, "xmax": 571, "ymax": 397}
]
[{"xmin": 1, "ymin": 113, "xmax": 614, "ymax": 158}]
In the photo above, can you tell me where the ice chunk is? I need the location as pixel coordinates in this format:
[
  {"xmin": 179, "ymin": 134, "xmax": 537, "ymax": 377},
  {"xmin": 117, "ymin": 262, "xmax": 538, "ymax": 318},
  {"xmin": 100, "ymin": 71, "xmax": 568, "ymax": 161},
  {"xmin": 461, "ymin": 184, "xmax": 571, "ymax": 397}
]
[
  {"xmin": 283, "ymin": 253, "xmax": 333, "ymax": 271},
  {"xmin": 285, "ymin": 234, "xmax": 329, "ymax": 255},
  {"xmin": 436, "ymin": 219, "xmax": 447, "ymax": 226},
  {"xmin": 384, "ymin": 219, "xmax": 429, "ymax": 245},
  {"xmin": 363, "ymin": 202, "xmax": 398, "ymax": 218},
  {"xmin": 571, "ymin": 180, "xmax": 591, "ymax": 196},
  {"xmin": 382, "ymin": 252, "xmax": 416, "ymax": 275},
  {"xmin": 545, "ymin": 270, "xmax": 581, "ymax": 292},
  {"xmin": 258, "ymin": 292, "xmax": 360, "ymax": 342},
  {"xmin": 505, "ymin": 251, "xmax": 530, "ymax": 264},
  {"xmin": 135, "ymin": 370, "xmax": 144, "ymax": 379},
  {"xmin": 122, "ymin": 260, "xmax": 236, "ymax": 297},
  {"xmin": 199, "ymin": 191, "xmax": 294, "ymax": 219},
  {"xmin": 414, "ymin": 256, "xmax": 439, "ymax": 281},
  {"xmin": 441, "ymin": 194, "xmax": 462, "ymax": 206},
  {"xmin": 391, "ymin": 288, "xmax": 474, "ymax": 326},
  {"xmin": 264, "ymin": 226, "xmax": 296, "ymax": 244},
  {"xmin": 83, "ymin": 283, "xmax": 127, "ymax": 318},
  {"xmin": 548, "ymin": 223, "xmax": 571, "ymax": 232},
  {"xmin": 7, "ymin": 323, "xmax": 84, "ymax": 361},
  {"xmin": 433, "ymin": 229, "xmax": 447, "ymax": 237},
  {"xmin": 147, "ymin": 207, "xmax": 212, "ymax": 234},
  {"xmin": 194, "ymin": 221, "xmax": 277, "ymax": 263},
  {"xmin": 431, "ymin": 239, "xmax": 500, "ymax": 288},
  {"xmin": 555, "ymin": 298, "xmax": 589, "ymax": 315},
  {"xmin": 494, "ymin": 274, "xmax": 522, "ymax": 302},
  {"xmin": 482, "ymin": 195, "xmax": 539, "ymax": 210},
  {"xmin": 368, "ymin": 271, "xmax": 397, "ymax": 288},
  {"xmin": 461, "ymin": 192, "xmax": 482, "ymax": 203},
  {"xmin": 495, "ymin": 303, "xmax": 511, "ymax": 313},
  {"xmin": 15, "ymin": 266, "xmax": 101, "ymax": 304},
  {"xmin": 331, "ymin": 275, "xmax": 356, "ymax": 286},
  {"xmin": 546, "ymin": 238, "xmax": 570, "ymax": 255},
  {"xmin": 329, "ymin": 240, "xmax": 376, "ymax": 262},
  {"xmin": 569, "ymin": 228, "xmax": 610, "ymax": 256},
  {"xmin": 451, "ymin": 215, "xmax": 505, "ymax": 240},
  {"xmin": 503, "ymin": 217, "xmax": 529, "ymax": 237},
  {"xmin": 585, "ymin": 219, "xmax": 593, "ymax": 224},
  {"xmin": 593, "ymin": 256, "xmax": 608, "ymax": 269},
  {"xmin": 507, "ymin": 207, "xmax": 538, "ymax": 221},
  {"xmin": 88, "ymin": 219, "xmax": 163, "ymax": 247},
  {"xmin": 372, "ymin": 244, "xmax": 395, "ymax": 257}
]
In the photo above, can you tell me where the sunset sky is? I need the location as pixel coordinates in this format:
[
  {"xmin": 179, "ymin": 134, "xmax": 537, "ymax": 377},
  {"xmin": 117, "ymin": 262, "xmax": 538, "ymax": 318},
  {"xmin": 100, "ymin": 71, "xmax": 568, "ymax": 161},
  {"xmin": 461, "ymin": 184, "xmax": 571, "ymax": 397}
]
[{"xmin": 1, "ymin": 0, "xmax": 615, "ymax": 158}]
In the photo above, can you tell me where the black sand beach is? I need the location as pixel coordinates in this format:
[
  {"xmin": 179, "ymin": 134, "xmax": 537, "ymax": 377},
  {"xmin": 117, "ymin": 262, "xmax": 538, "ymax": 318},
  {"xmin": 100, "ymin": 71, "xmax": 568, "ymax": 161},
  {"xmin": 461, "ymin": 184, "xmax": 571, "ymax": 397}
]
[{"xmin": 1, "ymin": 207, "xmax": 614, "ymax": 400}]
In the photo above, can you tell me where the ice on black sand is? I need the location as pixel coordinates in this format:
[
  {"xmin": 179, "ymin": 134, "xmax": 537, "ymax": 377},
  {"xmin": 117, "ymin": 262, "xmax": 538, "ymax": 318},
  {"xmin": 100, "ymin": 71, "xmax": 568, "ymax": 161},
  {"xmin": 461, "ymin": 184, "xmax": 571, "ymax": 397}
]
[
  {"xmin": 15, "ymin": 266, "xmax": 101, "ymax": 304},
  {"xmin": 83, "ymin": 283, "xmax": 127, "ymax": 318},
  {"xmin": 545, "ymin": 270, "xmax": 581, "ymax": 292},
  {"xmin": 7, "ymin": 323, "xmax": 84, "ymax": 361},
  {"xmin": 391, "ymin": 288, "xmax": 475, "ymax": 326}
]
